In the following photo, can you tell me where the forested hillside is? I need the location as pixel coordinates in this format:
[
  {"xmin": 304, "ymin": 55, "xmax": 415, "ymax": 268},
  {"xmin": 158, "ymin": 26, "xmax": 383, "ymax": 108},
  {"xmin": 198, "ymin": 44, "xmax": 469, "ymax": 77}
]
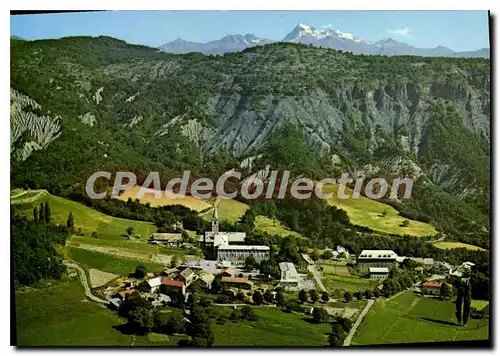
[{"xmin": 10, "ymin": 36, "xmax": 490, "ymax": 247}]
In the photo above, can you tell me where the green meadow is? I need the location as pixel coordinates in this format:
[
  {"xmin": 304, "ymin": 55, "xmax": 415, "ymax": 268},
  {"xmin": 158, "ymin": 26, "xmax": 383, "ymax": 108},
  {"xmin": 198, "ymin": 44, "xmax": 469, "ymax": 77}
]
[
  {"xmin": 322, "ymin": 184, "xmax": 437, "ymax": 237},
  {"xmin": 213, "ymin": 307, "xmax": 330, "ymax": 346},
  {"xmin": 353, "ymin": 291, "xmax": 489, "ymax": 345},
  {"xmin": 69, "ymin": 247, "xmax": 164, "ymax": 276},
  {"xmin": 12, "ymin": 190, "xmax": 157, "ymax": 240},
  {"xmin": 14, "ymin": 280, "xmax": 185, "ymax": 346}
]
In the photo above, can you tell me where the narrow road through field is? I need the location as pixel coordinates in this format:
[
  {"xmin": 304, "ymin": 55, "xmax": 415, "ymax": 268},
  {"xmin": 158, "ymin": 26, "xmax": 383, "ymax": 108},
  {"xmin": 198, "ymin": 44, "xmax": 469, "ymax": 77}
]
[
  {"xmin": 64, "ymin": 261, "xmax": 109, "ymax": 304},
  {"xmin": 10, "ymin": 189, "xmax": 47, "ymax": 204},
  {"xmin": 307, "ymin": 263, "xmax": 326, "ymax": 293},
  {"xmin": 343, "ymin": 298, "xmax": 374, "ymax": 346}
]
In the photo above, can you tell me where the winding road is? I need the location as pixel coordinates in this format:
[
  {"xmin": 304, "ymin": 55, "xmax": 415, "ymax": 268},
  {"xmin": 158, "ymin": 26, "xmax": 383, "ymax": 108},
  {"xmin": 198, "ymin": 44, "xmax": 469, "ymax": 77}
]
[{"xmin": 64, "ymin": 262, "xmax": 109, "ymax": 304}]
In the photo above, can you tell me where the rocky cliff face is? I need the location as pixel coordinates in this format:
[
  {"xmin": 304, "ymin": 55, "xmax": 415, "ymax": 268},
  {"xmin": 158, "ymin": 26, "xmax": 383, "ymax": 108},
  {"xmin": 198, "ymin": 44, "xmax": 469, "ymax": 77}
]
[{"xmin": 10, "ymin": 38, "xmax": 490, "ymax": 204}]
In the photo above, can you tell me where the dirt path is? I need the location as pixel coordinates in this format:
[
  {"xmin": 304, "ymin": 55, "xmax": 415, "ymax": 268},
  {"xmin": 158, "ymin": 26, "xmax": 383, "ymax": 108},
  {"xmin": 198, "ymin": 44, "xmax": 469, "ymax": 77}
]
[
  {"xmin": 343, "ymin": 299, "xmax": 374, "ymax": 346},
  {"xmin": 10, "ymin": 189, "xmax": 47, "ymax": 204},
  {"xmin": 64, "ymin": 262, "xmax": 109, "ymax": 304},
  {"xmin": 307, "ymin": 262, "xmax": 326, "ymax": 293}
]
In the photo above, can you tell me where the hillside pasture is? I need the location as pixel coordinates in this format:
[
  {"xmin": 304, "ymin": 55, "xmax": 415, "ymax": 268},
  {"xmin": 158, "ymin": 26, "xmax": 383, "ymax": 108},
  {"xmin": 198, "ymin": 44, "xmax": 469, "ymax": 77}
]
[
  {"xmin": 118, "ymin": 186, "xmax": 211, "ymax": 212},
  {"xmin": 321, "ymin": 183, "xmax": 437, "ymax": 237},
  {"xmin": 69, "ymin": 247, "xmax": 164, "ymax": 276},
  {"xmin": 323, "ymin": 274, "xmax": 378, "ymax": 293},
  {"xmin": 433, "ymin": 241, "xmax": 487, "ymax": 251},
  {"xmin": 353, "ymin": 291, "xmax": 489, "ymax": 345},
  {"xmin": 254, "ymin": 215, "xmax": 307, "ymax": 240},
  {"xmin": 12, "ymin": 191, "xmax": 157, "ymax": 240},
  {"xmin": 14, "ymin": 280, "xmax": 185, "ymax": 346},
  {"xmin": 213, "ymin": 306, "xmax": 330, "ymax": 346}
]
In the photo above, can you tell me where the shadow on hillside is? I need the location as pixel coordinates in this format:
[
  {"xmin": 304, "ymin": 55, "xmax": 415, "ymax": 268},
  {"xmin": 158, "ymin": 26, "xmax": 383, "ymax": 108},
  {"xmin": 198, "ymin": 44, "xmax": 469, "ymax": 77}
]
[
  {"xmin": 113, "ymin": 322, "xmax": 148, "ymax": 336},
  {"xmin": 420, "ymin": 317, "xmax": 457, "ymax": 327}
]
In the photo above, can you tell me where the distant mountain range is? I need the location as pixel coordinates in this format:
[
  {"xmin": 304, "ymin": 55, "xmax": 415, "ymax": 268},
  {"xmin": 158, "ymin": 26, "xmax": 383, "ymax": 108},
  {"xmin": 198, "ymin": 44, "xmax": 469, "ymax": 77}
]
[{"xmin": 159, "ymin": 23, "xmax": 489, "ymax": 58}]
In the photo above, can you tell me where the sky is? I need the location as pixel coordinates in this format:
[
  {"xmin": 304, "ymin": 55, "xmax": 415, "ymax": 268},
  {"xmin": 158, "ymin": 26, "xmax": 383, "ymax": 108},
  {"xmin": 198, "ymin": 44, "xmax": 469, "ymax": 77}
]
[{"xmin": 10, "ymin": 10, "xmax": 490, "ymax": 52}]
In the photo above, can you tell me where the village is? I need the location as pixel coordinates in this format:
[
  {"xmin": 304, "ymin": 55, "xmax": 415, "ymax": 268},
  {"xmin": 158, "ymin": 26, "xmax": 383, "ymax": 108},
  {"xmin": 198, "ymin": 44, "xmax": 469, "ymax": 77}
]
[{"xmin": 87, "ymin": 202, "xmax": 478, "ymax": 341}]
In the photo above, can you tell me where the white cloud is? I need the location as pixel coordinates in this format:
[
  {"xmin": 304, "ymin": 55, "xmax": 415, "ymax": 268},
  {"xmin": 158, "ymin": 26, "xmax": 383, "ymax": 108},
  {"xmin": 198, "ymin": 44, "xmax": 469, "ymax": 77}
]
[{"xmin": 387, "ymin": 27, "xmax": 414, "ymax": 38}]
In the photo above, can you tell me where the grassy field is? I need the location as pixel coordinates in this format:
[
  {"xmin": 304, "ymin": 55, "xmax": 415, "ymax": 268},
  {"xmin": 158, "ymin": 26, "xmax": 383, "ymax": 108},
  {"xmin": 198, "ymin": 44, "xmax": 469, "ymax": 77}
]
[
  {"xmin": 353, "ymin": 291, "xmax": 489, "ymax": 345},
  {"xmin": 433, "ymin": 241, "xmax": 487, "ymax": 251},
  {"xmin": 321, "ymin": 183, "xmax": 437, "ymax": 237},
  {"xmin": 323, "ymin": 275, "xmax": 378, "ymax": 293},
  {"xmin": 12, "ymin": 190, "xmax": 157, "ymax": 240},
  {"xmin": 213, "ymin": 307, "xmax": 331, "ymax": 346},
  {"xmin": 14, "ymin": 280, "xmax": 185, "ymax": 346},
  {"xmin": 471, "ymin": 300, "xmax": 489, "ymax": 311},
  {"xmin": 69, "ymin": 247, "xmax": 164, "ymax": 276},
  {"xmin": 320, "ymin": 261, "xmax": 351, "ymax": 277},
  {"xmin": 254, "ymin": 215, "xmax": 307, "ymax": 240},
  {"xmin": 118, "ymin": 186, "xmax": 211, "ymax": 212}
]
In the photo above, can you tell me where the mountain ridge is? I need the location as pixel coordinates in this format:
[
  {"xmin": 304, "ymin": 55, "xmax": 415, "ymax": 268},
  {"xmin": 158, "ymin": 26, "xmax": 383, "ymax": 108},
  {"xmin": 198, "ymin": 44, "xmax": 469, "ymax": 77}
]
[{"xmin": 158, "ymin": 23, "xmax": 489, "ymax": 58}]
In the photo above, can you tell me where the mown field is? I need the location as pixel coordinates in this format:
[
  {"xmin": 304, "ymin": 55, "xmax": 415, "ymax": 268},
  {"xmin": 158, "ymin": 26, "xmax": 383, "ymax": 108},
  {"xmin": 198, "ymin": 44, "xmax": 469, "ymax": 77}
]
[
  {"xmin": 118, "ymin": 186, "xmax": 211, "ymax": 212},
  {"xmin": 323, "ymin": 274, "xmax": 379, "ymax": 293},
  {"xmin": 12, "ymin": 190, "xmax": 157, "ymax": 240},
  {"xmin": 433, "ymin": 241, "xmax": 487, "ymax": 251},
  {"xmin": 319, "ymin": 261, "xmax": 351, "ymax": 277},
  {"xmin": 69, "ymin": 247, "xmax": 164, "ymax": 276},
  {"xmin": 321, "ymin": 184, "xmax": 437, "ymax": 237},
  {"xmin": 213, "ymin": 307, "xmax": 331, "ymax": 346},
  {"xmin": 353, "ymin": 291, "xmax": 489, "ymax": 345},
  {"xmin": 254, "ymin": 215, "xmax": 307, "ymax": 240},
  {"xmin": 14, "ymin": 280, "xmax": 186, "ymax": 346}
]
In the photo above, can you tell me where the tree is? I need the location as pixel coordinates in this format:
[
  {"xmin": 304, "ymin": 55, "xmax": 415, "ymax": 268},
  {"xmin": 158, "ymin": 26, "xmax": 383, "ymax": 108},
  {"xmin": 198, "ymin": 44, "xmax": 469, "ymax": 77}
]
[
  {"xmin": 310, "ymin": 249, "xmax": 321, "ymax": 262},
  {"xmin": 187, "ymin": 306, "xmax": 215, "ymax": 346},
  {"xmin": 170, "ymin": 255, "xmax": 179, "ymax": 268},
  {"xmin": 455, "ymin": 279, "xmax": 472, "ymax": 325},
  {"xmin": 329, "ymin": 323, "xmax": 347, "ymax": 346},
  {"xmin": 372, "ymin": 288, "xmax": 381, "ymax": 298},
  {"xmin": 276, "ymin": 291, "xmax": 285, "ymax": 306},
  {"xmin": 298, "ymin": 289, "xmax": 308, "ymax": 304},
  {"xmin": 310, "ymin": 290, "xmax": 319, "ymax": 303},
  {"xmin": 344, "ymin": 291, "xmax": 352, "ymax": 302},
  {"xmin": 91, "ymin": 231, "xmax": 98, "ymax": 238},
  {"xmin": 126, "ymin": 226, "xmax": 135, "ymax": 237},
  {"xmin": 66, "ymin": 212, "xmax": 74, "ymax": 231},
  {"xmin": 240, "ymin": 305, "xmax": 257, "ymax": 321},
  {"xmin": 137, "ymin": 280, "xmax": 150, "ymax": 293},
  {"xmin": 38, "ymin": 205, "xmax": 44, "ymax": 224},
  {"xmin": 244, "ymin": 255, "xmax": 257, "ymax": 272},
  {"xmin": 155, "ymin": 309, "xmax": 185, "ymax": 334},
  {"xmin": 401, "ymin": 219, "xmax": 410, "ymax": 227},
  {"xmin": 253, "ymin": 291, "xmax": 263, "ymax": 305},
  {"xmin": 44, "ymin": 202, "xmax": 51, "ymax": 223},
  {"xmin": 322, "ymin": 250, "xmax": 334, "ymax": 260},
  {"xmin": 33, "ymin": 206, "xmax": 39, "ymax": 224},
  {"xmin": 135, "ymin": 265, "xmax": 147, "ymax": 278},
  {"xmin": 322, "ymin": 292, "xmax": 330, "ymax": 302},
  {"xmin": 128, "ymin": 306, "xmax": 154, "ymax": 334},
  {"xmin": 312, "ymin": 307, "xmax": 329, "ymax": 323},
  {"xmin": 363, "ymin": 289, "xmax": 373, "ymax": 299},
  {"xmin": 353, "ymin": 291, "xmax": 362, "ymax": 300},
  {"xmin": 263, "ymin": 290, "xmax": 273, "ymax": 303},
  {"xmin": 236, "ymin": 291, "xmax": 245, "ymax": 301}
]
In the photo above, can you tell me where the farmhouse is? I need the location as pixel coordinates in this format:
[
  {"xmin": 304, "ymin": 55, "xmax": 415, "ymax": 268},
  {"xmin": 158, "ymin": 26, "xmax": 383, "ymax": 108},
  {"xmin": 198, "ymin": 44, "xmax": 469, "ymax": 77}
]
[
  {"xmin": 179, "ymin": 268, "xmax": 196, "ymax": 287},
  {"xmin": 150, "ymin": 232, "xmax": 183, "ymax": 246},
  {"xmin": 147, "ymin": 277, "xmax": 162, "ymax": 293},
  {"xmin": 217, "ymin": 245, "xmax": 270, "ymax": 267},
  {"xmin": 368, "ymin": 267, "xmax": 389, "ymax": 280},
  {"xmin": 279, "ymin": 262, "xmax": 299, "ymax": 288},
  {"xmin": 221, "ymin": 276, "xmax": 254, "ymax": 289},
  {"xmin": 357, "ymin": 250, "xmax": 398, "ymax": 273},
  {"xmin": 422, "ymin": 281, "xmax": 443, "ymax": 295},
  {"xmin": 161, "ymin": 278, "xmax": 186, "ymax": 296}
]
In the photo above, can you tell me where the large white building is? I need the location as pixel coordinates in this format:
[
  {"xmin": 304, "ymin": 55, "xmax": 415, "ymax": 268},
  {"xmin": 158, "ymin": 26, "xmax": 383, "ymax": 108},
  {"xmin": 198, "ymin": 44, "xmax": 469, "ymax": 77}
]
[
  {"xmin": 279, "ymin": 262, "xmax": 299, "ymax": 288},
  {"xmin": 357, "ymin": 250, "xmax": 398, "ymax": 273},
  {"xmin": 217, "ymin": 245, "xmax": 270, "ymax": 267}
]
